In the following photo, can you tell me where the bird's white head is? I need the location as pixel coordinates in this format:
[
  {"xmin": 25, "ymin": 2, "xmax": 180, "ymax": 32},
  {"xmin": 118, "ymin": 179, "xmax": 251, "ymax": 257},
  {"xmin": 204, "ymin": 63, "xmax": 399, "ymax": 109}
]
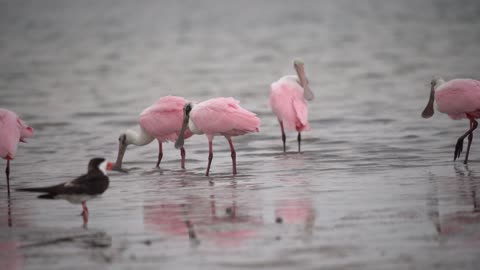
[
  {"xmin": 293, "ymin": 59, "xmax": 314, "ymax": 101},
  {"xmin": 431, "ymin": 77, "xmax": 446, "ymax": 91}
]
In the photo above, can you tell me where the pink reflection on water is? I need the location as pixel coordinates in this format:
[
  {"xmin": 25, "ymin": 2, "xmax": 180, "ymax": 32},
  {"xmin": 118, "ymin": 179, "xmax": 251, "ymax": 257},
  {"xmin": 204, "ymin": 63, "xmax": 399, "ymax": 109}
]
[
  {"xmin": 144, "ymin": 194, "xmax": 261, "ymax": 247},
  {"xmin": 0, "ymin": 241, "xmax": 24, "ymax": 270}
]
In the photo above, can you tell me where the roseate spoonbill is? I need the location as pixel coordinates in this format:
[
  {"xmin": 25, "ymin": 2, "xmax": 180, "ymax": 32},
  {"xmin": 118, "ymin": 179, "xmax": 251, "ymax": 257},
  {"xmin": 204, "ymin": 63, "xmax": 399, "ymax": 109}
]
[
  {"xmin": 270, "ymin": 59, "xmax": 314, "ymax": 152},
  {"xmin": 422, "ymin": 77, "xmax": 480, "ymax": 164},
  {"xmin": 0, "ymin": 108, "xmax": 34, "ymax": 195},
  {"xmin": 112, "ymin": 96, "xmax": 193, "ymax": 171},
  {"xmin": 175, "ymin": 97, "xmax": 260, "ymax": 176},
  {"xmin": 17, "ymin": 158, "xmax": 111, "ymax": 226}
]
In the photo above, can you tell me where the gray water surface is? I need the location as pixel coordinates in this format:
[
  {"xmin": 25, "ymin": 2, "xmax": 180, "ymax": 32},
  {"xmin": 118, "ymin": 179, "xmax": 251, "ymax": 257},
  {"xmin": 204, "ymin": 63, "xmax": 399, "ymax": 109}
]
[{"xmin": 1, "ymin": 1, "xmax": 480, "ymax": 269}]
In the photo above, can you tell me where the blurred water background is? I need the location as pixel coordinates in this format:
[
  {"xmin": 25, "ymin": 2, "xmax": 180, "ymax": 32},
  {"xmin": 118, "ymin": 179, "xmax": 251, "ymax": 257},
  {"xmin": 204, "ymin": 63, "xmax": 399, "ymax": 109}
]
[{"xmin": 1, "ymin": 0, "xmax": 480, "ymax": 269}]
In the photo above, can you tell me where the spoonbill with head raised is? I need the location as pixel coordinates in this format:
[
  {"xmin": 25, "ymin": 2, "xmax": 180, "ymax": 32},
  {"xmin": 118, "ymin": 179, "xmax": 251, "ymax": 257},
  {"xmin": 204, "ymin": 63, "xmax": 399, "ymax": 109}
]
[
  {"xmin": 0, "ymin": 108, "xmax": 34, "ymax": 195},
  {"xmin": 422, "ymin": 77, "xmax": 480, "ymax": 164},
  {"xmin": 175, "ymin": 98, "xmax": 260, "ymax": 176},
  {"xmin": 112, "ymin": 96, "xmax": 193, "ymax": 171},
  {"xmin": 270, "ymin": 59, "xmax": 314, "ymax": 152}
]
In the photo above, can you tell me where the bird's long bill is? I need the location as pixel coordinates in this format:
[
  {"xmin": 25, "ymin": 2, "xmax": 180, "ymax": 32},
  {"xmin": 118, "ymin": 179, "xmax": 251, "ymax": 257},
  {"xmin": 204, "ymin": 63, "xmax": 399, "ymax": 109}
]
[
  {"xmin": 295, "ymin": 63, "xmax": 314, "ymax": 101},
  {"xmin": 421, "ymin": 85, "xmax": 435, "ymax": 118},
  {"xmin": 112, "ymin": 143, "xmax": 127, "ymax": 172},
  {"xmin": 175, "ymin": 112, "xmax": 190, "ymax": 149}
]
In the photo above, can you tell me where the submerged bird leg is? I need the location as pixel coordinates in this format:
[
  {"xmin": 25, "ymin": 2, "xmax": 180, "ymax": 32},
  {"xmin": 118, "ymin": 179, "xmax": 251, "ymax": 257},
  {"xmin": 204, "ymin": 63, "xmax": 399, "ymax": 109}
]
[
  {"xmin": 227, "ymin": 137, "xmax": 237, "ymax": 175},
  {"xmin": 297, "ymin": 132, "xmax": 301, "ymax": 152},
  {"xmin": 206, "ymin": 139, "xmax": 213, "ymax": 176},
  {"xmin": 280, "ymin": 121, "xmax": 286, "ymax": 152},
  {"xmin": 156, "ymin": 141, "xmax": 163, "ymax": 168},
  {"xmin": 180, "ymin": 147, "xmax": 186, "ymax": 169},
  {"xmin": 464, "ymin": 119, "xmax": 478, "ymax": 164},
  {"xmin": 81, "ymin": 201, "xmax": 89, "ymax": 226},
  {"xmin": 455, "ymin": 119, "xmax": 478, "ymax": 162},
  {"xmin": 5, "ymin": 160, "xmax": 10, "ymax": 196}
]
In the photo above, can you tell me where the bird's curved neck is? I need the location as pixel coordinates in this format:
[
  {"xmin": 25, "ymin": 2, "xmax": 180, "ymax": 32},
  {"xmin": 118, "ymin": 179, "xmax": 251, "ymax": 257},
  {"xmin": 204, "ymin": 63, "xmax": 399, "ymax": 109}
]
[{"xmin": 125, "ymin": 128, "xmax": 154, "ymax": 146}]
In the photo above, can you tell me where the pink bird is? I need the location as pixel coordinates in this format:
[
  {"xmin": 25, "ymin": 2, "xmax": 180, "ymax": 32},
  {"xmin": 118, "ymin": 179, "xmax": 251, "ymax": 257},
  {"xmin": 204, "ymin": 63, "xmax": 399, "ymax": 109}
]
[
  {"xmin": 270, "ymin": 59, "xmax": 314, "ymax": 152},
  {"xmin": 112, "ymin": 96, "xmax": 193, "ymax": 171},
  {"xmin": 0, "ymin": 108, "xmax": 34, "ymax": 195},
  {"xmin": 422, "ymin": 77, "xmax": 480, "ymax": 164},
  {"xmin": 175, "ymin": 97, "xmax": 260, "ymax": 176}
]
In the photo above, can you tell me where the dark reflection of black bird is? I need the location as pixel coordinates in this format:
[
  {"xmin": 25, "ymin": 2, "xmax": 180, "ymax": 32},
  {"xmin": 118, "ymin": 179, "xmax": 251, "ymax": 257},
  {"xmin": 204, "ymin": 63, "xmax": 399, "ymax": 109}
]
[{"xmin": 16, "ymin": 158, "xmax": 111, "ymax": 226}]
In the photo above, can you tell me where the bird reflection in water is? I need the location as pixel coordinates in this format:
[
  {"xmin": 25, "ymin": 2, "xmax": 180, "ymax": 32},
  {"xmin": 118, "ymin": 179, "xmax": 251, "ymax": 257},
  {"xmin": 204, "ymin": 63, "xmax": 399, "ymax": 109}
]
[
  {"xmin": 427, "ymin": 167, "xmax": 480, "ymax": 244},
  {"xmin": 0, "ymin": 241, "xmax": 23, "ymax": 270},
  {"xmin": 143, "ymin": 194, "xmax": 261, "ymax": 246}
]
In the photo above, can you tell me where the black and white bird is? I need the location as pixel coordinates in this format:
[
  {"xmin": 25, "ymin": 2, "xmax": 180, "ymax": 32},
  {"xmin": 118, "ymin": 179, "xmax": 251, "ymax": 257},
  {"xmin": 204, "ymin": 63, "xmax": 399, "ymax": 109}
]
[{"xmin": 17, "ymin": 157, "xmax": 111, "ymax": 225}]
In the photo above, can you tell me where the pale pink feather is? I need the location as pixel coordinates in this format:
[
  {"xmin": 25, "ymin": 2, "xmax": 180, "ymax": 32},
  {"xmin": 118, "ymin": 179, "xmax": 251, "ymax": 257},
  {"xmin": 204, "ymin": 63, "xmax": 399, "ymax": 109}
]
[
  {"xmin": 190, "ymin": 97, "xmax": 260, "ymax": 137},
  {"xmin": 270, "ymin": 77, "xmax": 310, "ymax": 131},
  {"xmin": 435, "ymin": 79, "xmax": 480, "ymax": 120},
  {"xmin": 0, "ymin": 109, "xmax": 22, "ymax": 160},
  {"xmin": 138, "ymin": 96, "xmax": 193, "ymax": 142}
]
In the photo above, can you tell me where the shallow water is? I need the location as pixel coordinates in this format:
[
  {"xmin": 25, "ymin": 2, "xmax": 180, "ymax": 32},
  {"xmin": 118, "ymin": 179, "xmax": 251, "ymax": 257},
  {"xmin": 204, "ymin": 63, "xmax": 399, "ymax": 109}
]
[{"xmin": 1, "ymin": 0, "xmax": 480, "ymax": 269}]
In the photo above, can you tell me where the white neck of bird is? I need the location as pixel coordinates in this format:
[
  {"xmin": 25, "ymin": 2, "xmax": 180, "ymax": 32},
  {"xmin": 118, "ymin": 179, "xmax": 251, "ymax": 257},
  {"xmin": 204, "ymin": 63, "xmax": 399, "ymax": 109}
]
[
  {"xmin": 125, "ymin": 128, "xmax": 154, "ymax": 146},
  {"xmin": 434, "ymin": 78, "xmax": 446, "ymax": 91}
]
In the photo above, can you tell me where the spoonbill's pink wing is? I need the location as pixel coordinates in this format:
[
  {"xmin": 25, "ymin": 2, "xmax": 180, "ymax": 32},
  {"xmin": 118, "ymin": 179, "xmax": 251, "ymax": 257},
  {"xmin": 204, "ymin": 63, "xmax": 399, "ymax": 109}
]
[
  {"xmin": 436, "ymin": 79, "xmax": 480, "ymax": 119},
  {"xmin": 0, "ymin": 109, "xmax": 21, "ymax": 160},
  {"xmin": 270, "ymin": 79, "xmax": 310, "ymax": 131},
  {"xmin": 191, "ymin": 98, "xmax": 260, "ymax": 136},
  {"xmin": 139, "ymin": 96, "xmax": 193, "ymax": 142},
  {"xmin": 292, "ymin": 98, "xmax": 310, "ymax": 131}
]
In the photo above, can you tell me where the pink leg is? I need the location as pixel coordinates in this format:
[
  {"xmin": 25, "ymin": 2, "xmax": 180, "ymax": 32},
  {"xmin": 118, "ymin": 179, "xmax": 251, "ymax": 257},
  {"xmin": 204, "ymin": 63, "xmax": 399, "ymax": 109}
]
[
  {"xmin": 227, "ymin": 137, "xmax": 237, "ymax": 175},
  {"xmin": 81, "ymin": 201, "xmax": 89, "ymax": 225},
  {"xmin": 156, "ymin": 141, "xmax": 163, "ymax": 168},
  {"xmin": 5, "ymin": 160, "xmax": 10, "ymax": 196},
  {"xmin": 279, "ymin": 121, "xmax": 286, "ymax": 152},
  {"xmin": 206, "ymin": 139, "xmax": 213, "ymax": 176},
  {"xmin": 180, "ymin": 147, "xmax": 186, "ymax": 169}
]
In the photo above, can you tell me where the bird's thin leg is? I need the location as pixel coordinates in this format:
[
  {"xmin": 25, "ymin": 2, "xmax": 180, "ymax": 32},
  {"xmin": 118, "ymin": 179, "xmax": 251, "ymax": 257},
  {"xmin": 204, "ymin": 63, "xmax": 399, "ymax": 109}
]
[
  {"xmin": 454, "ymin": 119, "xmax": 478, "ymax": 162},
  {"xmin": 81, "ymin": 201, "xmax": 89, "ymax": 226},
  {"xmin": 206, "ymin": 139, "xmax": 213, "ymax": 176},
  {"xmin": 464, "ymin": 119, "xmax": 478, "ymax": 164},
  {"xmin": 180, "ymin": 147, "xmax": 186, "ymax": 169},
  {"xmin": 227, "ymin": 137, "xmax": 237, "ymax": 175},
  {"xmin": 156, "ymin": 141, "xmax": 163, "ymax": 168},
  {"xmin": 5, "ymin": 160, "xmax": 10, "ymax": 196},
  {"xmin": 297, "ymin": 132, "xmax": 301, "ymax": 153},
  {"xmin": 280, "ymin": 121, "xmax": 286, "ymax": 152}
]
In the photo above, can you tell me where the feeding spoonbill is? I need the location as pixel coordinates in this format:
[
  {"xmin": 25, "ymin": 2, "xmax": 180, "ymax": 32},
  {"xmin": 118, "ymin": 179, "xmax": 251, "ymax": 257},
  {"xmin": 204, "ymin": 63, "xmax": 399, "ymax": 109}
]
[
  {"xmin": 0, "ymin": 108, "xmax": 34, "ymax": 195},
  {"xmin": 175, "ymin": 97, "xmax": 260, "ymax": 176},
  {"xmin": 17, "ymin": 158, "xmax": 111, "ymax": 226},
  {"xmin": 270, "ymin": 59, "xmax": 314, "ymax": 152},
  {"xmin": 112, "ymin": 96, "xmax": 193, "ymax": 171},
  {"xmin": 422, "ymin": 77, "xmax": 480, "ymax": 164}
]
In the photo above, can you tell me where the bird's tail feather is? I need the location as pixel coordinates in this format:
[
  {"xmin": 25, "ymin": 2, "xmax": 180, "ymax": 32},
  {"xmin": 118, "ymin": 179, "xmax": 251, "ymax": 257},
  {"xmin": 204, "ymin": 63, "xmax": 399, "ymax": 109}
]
[
  {"xmin": 38, "ymin": 194, "xmax": 55, "ymax": 199},
  {"xmin": 16, "ymin": 186, "xmax": 55, "ymax": 193}
]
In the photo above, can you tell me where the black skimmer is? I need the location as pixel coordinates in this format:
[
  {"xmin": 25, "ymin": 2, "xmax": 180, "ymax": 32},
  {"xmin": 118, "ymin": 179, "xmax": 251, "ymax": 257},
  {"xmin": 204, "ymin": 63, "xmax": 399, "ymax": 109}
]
[{"xmin": 17, "ymin": 157, "xmax": 112, "ymax": 225}]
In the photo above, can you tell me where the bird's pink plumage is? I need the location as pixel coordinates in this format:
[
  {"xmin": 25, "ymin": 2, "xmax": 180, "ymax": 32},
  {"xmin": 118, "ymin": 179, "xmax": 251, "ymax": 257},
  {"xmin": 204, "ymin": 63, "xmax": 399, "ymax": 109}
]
[
  {"xmin": 270, "ymin": 78, "xmax": 310, "ymax": 131},
  {"xmin": 138, "ymin": 96, "xmax": 193, "ymax": 142},
  {"xmin": 435, "ymin": 79, "xmax": 480, "ymax": 120},
  {"xmin": 0, "ymin": 109, "xmax": 22, "ymax": 160},
  {"xmin": 190, "ymin": 97, "xmax": 260, "ymax": 137}
]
